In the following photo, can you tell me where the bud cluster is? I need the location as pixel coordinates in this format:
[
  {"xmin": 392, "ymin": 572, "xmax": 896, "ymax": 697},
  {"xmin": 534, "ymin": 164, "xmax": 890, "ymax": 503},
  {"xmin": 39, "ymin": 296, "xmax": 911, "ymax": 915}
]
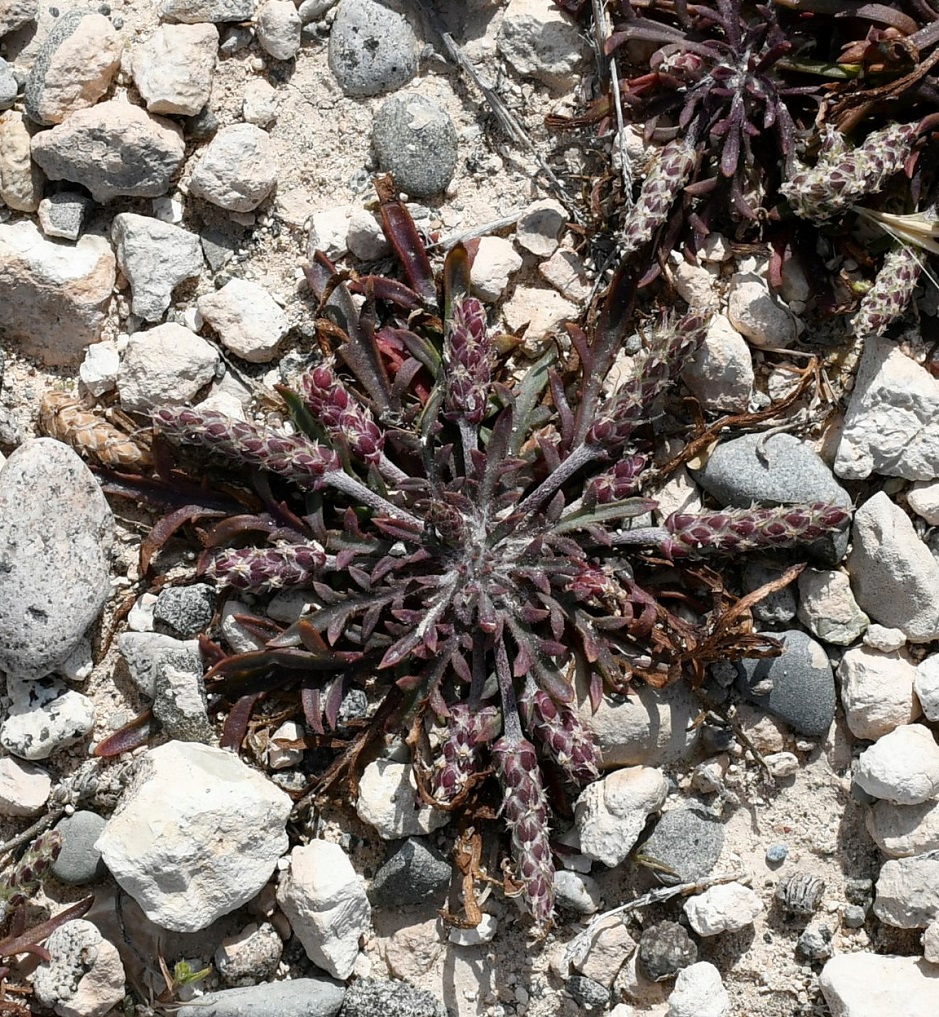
[
  {"xmin": 202, "ymin": 543, "xmax": 327, "ymax": 590},
  {"xmin": 519, "ymin": 688, "xmax": 600, "ymax": 785},
  {"xmin": 621, "ymin": 137, "xmax": 698, "ymax": 255},
  {"xmin": 586, "ymin": 454, "xmax": 648, "ymax": 504},
  {"xmin": 492, "ymin": 736, "xmax": 555, "ymax": 934},
  {"xmin": 444, "ymin": 296, "xmax": 492, "ymax": 425},
  {"xmin": 430, "ymin": 704, "xmax": 501, "ymax": 803},
  {"xmin": 153, "ymin": 407, "xmax": 340, "ymax": 490},
  {"xmin": 851, "ymin": 244, "xmax": 922, "ymax": 338},
  {"xmin": 0, "ymin": 831, "xmax": 61, "ymax": 919},
  {"xmin": 299, "ymin": 364, "xmax": 385, "ymax": 463}
]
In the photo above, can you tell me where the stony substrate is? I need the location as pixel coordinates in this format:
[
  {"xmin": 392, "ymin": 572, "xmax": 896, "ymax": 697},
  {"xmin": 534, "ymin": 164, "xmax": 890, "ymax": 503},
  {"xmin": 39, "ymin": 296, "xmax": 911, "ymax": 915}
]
[{"xmin": 2, "ymin": 2, "xmax": 939, "ymax": 1017}]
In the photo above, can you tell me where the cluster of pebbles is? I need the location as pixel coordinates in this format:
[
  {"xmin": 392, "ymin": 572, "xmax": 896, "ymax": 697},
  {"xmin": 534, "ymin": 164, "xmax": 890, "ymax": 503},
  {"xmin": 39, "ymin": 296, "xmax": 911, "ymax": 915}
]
[{"xmin": 3, "ymin": 1, "xmax": 939, "ymax": 1016}]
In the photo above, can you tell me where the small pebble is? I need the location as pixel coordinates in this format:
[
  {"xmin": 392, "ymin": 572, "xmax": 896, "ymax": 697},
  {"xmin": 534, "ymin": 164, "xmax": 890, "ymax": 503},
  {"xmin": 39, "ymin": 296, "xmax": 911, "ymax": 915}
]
[
  {"xmin": 51, "ymin": 810, "xmax": 108, "ymax": 884},
  {"xmin": 153, "ymin": 584, "xmax": 216, "ymax": 638},
  {"xmin": 372, "ymin": 93, "xmax": 458, "ymax": 198},
  {"xmin": 797, "ymin": 922, "xmax": 833, "ymax": 961},
  {"xmin": 843, "ymin": 905, "xmax": 866, "ymax": 929},
  {"xmin": 765, "ymin": 843, "xmax": 789, "ymax": 865},
  {"xmin": 637, "ymin": 921, "xmax": 697, "ymax": 982},
  {"xmin": 566, "ymin": 974, "xmax": 609, "ymax": 1010}
]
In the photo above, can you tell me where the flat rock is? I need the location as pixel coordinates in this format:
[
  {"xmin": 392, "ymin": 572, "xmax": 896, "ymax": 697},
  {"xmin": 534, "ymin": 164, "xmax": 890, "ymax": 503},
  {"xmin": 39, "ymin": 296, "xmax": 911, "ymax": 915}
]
[
  {"xmin": 736, "ymin": 629, "xmax": 836, "ymax": 736},
  {"xmin": 820, "ymin": 953, "xmax": 939, "ymax": 1017},
  {"xmin": 0, "ymin": 675, "xmax": 95, "ymax": 760},
  {"xmin": 0, "ymin": 756, "xmax": 51, "ymax": 816},
  {"xmin": 0, "ymin": 221, "xmax": 115, "ymax": 366},
  {"xmin": 497, "ymin": 0, "xmax": 589, "ymax": 91},
  {"xmin": 130, "ymin": 22, "xmax": 219, "ymax": 116},
  {"xmin": 368, "ymin": 837, "xmax": 451, "ymax": 909},
  {"xmin": 195, "ymin": 979, "xmax": 345, "ymax": 1017},
  {"xmin": 868, "ymin": 798, "xmax": 939, "ymax": 859},
  {"xmin": 855, "ymin": 724, "xmax": 939, "ymax": 805},
  {"xmin": 328, "ymin": 0, "xmax": 419, "ymax": 97},
  {"xmin": 0, "ymin": 439, "xmax": 113, "ymax": 679},
  {"xmin": 847, "ymin": 491, "xmax": 939, "ymax": 642},
  {"xmin": 25, "ymin": 10, "xmax": 121, "ymax": 125},
  {"xmin": 31, "ymin": 101, "xmax": 185, "ymax": 203},
  {"xmin": 112, "ymin": 213, "xmax": 203, "ymax": 321},
  {"xmin": 372, "ymin": 93, "xmax": 457, "ymax": 198},
  {"xmin": 838, "ymin": 647, "xmax": 919, "ymax": 741},
  {"xmin": 118, "ymin": 323, "xmax": 219, "ymax": 413},
  {"xmin": 691, "ymin": 432, "xmax": 851, "ymax": 565},
  {"xmin": 96, "ymin": 741, "xmax": 292, "ymax": 932},
  {"xmin": 198, "ymin": 278, "xmax": 289, "ymax": 363},
  {"xmin": 638, "ymin": 802, "xmax": 725, "ymax": 884},
  {"xmin": 574, "ymin": 766, "xmax": 668, "ymax": 867},
  {"xmin": 276, "ymin": 839, "xmax": 371, "ymax": 979},
  {"xmin": 162, "ymin": 0, "xmax": 257, "ymax": 21},
  {"xmin": 355, "ymin": 758, "xmax": 448, "ymax": 838},
  {"xmin": 37, "ymin": 191, "xmax": 93, "ymax": 242},
  {"xmin": 0, "ymin": 110, "xmax": 44, "ymax": 212},
  {"xmin": 188, "ymin": 123, "xmax": 278, "ymax": 212},
  {"xmin": 875, "ymin": 852, "xmax": 939, "ymax": 928},
  {"xmin": 836, "ymin": 336, "xmax": 939, "ymax": 480},
  {"xmin": 340, "ymin": 978, "xmax": 446, "ymax": 1017}
]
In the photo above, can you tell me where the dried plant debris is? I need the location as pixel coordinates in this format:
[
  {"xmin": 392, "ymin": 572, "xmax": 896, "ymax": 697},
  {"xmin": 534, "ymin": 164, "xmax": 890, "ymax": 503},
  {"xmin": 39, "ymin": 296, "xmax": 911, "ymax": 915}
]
[{"xmin": 95, "ymin": 181, "xmax": 849, "ymax": 935}]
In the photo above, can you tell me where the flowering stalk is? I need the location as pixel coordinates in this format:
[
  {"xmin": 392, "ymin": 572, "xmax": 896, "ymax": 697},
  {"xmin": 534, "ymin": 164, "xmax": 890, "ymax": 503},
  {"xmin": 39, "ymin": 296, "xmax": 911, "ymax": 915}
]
[
  {"xmin": 621, "ymin": 136, "xmax": 698, "ymax": 254},
  {"xmin": 0, "ymin": 831, "xmax": 61, "ymax": 921},
  {"xmin": 851, "ymin": 244, "xmax": 922, "ymax": 338},
  {"xmin": 202, "ymin": 543, "xmax": 327, "ymax": 590},
  {"xmin": 519, "ymin": 686, "xmax": 600, "ymax": 785},
  {"xmin": 430, "ymin": 704, "xmax": 500, "ymax": 803}
]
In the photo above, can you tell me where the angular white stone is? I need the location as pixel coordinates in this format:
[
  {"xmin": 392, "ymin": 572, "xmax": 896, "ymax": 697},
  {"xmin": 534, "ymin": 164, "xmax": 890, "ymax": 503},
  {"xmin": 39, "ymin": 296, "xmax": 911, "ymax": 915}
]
[
  {"xmin": 867, "ymin": 798, "xmax": 939, "ymax": 859},
  {"xmin": 355, "ymin": 758, "xmax": 448, "ymax": 839},
  {"xmin": 820, "ymin": 953, "xmax": 939, "ymax": 1017},
  {"xmin": 875, "ymin": 853, "xmax": 939, "ymax": 928},
  {"xmin": 683, "ymin": 883, "xmax": 763, "ymax": 937},
  {"xmin": 836, "ymin": 337, "xmax": 939, "ymax": 480},
  {"xmin": 798, "ymin": 568, "xmax": 868, "ymax": 646},
  {"xmin": 516, "ymin": 199, "xmax": 567, "ymax": 257},
  {"xmin": 497, "ymin": 0, "xmax": 589, "ymax": 91},
  {"xmin": 96, "ymin": 741, "xmax": 292, "ymax": 932},
  {"xmin": 448, "ymin": 914, "xmax": 497, "ymax": 945},
  {"xmin": 668, "ymin": 961, "xmax": 729, "ymax": 1017},
  {"xmin": 257, "ymin": 0, "xmax": 302, "ymax": 60},
  {"xmin": 0, "ymin": 757, "xmax": 51, "ymax": 815},
  {"xmin": 575, "ymin": 766, "xmax": 667, "ymax": 867},
  {"xmin": 471, "ymin": 236, "xmax": 522, "ymax": 302},
  {"xmin": 276, "ymin": 840, "xmax": 371, "ymax": 979},
  {"xmin": 838, "ymin": 647, "xmax": 919, "ymax": 741},
  {"xmin": 916, "ymin": 655, "xmax": 939, "ymax": 723},
  {"xmin": 924, "ymin": 919, "xmax": 939, "ymax": 964},
  {"xmin": 188, "ymin": 123, "xmax": 278, "ymax": 213},
  {"xmin": 847, "ymin": 492, "xmax": 939, "ymax": 643},
  {"xmin": 909, "ymin": 480, "xmax": 939, "ymax": 525},
  {"xmin": 855, "ymin": 724, "xmax": 939, "ymax": 805},
  {"xmin": 198, "ymin": 278, "xmax": 289, "ymax": 363},
  {"xmin": 118, "ymin": 323, "xmax": 219, "ymax": 413},
  {"xmin": 682, "ymin": 312, "xmax": 753, "ymax": 413},
  {"xmin": 726, "ymin": 271, "xmax": 798, "ymax": 348},
  {"xmin": 130, "ymin": 22, "xmax": 219, "ymax": 116}
]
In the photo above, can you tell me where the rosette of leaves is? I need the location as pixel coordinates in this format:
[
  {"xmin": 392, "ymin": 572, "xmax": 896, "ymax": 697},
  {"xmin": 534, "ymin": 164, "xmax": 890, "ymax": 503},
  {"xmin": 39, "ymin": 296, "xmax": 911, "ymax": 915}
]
[{"xmin": 98, "ymin": 184, "xmax": 849, "ymax": 934}]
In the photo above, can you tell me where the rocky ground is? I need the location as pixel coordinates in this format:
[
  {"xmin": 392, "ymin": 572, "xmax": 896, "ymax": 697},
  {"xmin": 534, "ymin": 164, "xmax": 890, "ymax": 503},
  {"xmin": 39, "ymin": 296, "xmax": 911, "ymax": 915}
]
[{"xmin": 3, "ymin": 1, "xmax": 939, "ymax": 1016}]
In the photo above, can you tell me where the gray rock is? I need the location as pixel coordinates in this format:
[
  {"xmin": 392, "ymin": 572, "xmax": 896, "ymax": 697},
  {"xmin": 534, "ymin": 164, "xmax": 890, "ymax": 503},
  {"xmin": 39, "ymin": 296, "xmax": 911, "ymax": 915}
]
[
  {"xmin": 0, "ymin": 0, "xmax": 37, "ymax": 35},
  {"xmin": 154, "ymin": 583, "xmax": 216, "ymax": 637},
  {"xmin": 118, "ymin": 632, "xmax": 202, "ymax": 698},
  {"xmin": 219, "ymin": 25, "xmax": 254, "ymax": 55},
  {"xmin": 112, "ymin": 213, "xmax": 203, "ymax": 322},
  {"xmin": 741, "ymin": 562, "xmax": 797, "ymax": 625},
  {"xmin": 51, "ymin": 810, "xmax": 107, "ymax": 884},
  {"xmin": 637, "ymin": 921, "xmax": 698, "ymax": 982},
  {"xmin": 37, "ymin": 191, "xmax": 93, "ymax": 241},
  {"xmin": 874, "ymin": 852, "xmax": 939, "ymax": 928},
  {"xmin": 161, "ymin": 0, "xmax": 258, "ymax": 22},
  {"xmin": 339, "ymin": 978, "xmax": 446, "ymax": 1017},
  {"xmin": 215, "ymin": 922, "xmax": 283, "ymax": 987},
  {"xmin": 0, "ymin": 57, "xmax": 16, "ymax": 111},
  {"xmin": 372, "ymin": 93, "xmax": 457, "ymax": 198},
  {"xmin": 735, "ymin": 629, "xmax": 836, "ymax": 736},
  {"xmin": 328, "ymin": 0, "xmax": 420, "ymax": 97},
  {"xmin": 31, "ymin": 101, "xmax": 186, "ymax": 203},
  {"xmin": 188, "ymin": 123, "xmax": 278, "ymax": 213},
  {"xmin": 368, "ymin": 837, "xmax": 451, "ymax": 908},
  {"xmin": 152, "ymin": 640, "xmax": 213, "ymax": 742},
  {"xmin": 0, "ymin": 675, "xmax": 95, "ymax": 760},
  {"xmin": 201, "ymin": 228, "xmax": 240, "ymax": 271},
  {"xmin": 0, "ymin": 439, "xmax": 114, "ymax": 679},
  {"xmin": 797, "ymin": 922, "xmax": 833, "ymax": 960},
  {"xmin": 257, "ymin": 0, "xmax": 301, "ymax": 60},
  {"xmin": 565, "ymin": 974, "xmax": 609, "ymax": 1010},
  {"xmin": 639, "ymin": 803, "xmax": 724, "ymax": 885},
  {"xmin": 690, "ymin": 432, "xmax": 852, "ymax": 565},
  {"xmin": 190, "ymin": 979, "xmax": 345, "ymax": 1017}
]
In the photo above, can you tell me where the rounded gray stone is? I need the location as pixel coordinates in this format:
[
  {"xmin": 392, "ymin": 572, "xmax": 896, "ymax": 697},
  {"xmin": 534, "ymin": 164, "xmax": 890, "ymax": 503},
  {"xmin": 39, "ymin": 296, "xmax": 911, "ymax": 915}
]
[
  {"xmin": 637, "ymin": 921, "xmax": 698, "ymax": 981},
  {"xmin": 327, "ymin": 0, "xmax": 419, "ymax": 97},
  {"xmin": 639, "ymin": 803, "xmax": 725, "ymax": 885},
  {"xmin": 153, "ymin": 583, "xmax": 216, "ymax": 637},
  {"xmin": 368, "ymin": 837, "xmax": 451, "ymax": 908},
  {"xmin": 340, "ymin": 979, "xmax": 446, "ymax": 1017},
  {"xmin": 51, "ymin": 810, "xmax": 108, "ymax": 884},
  {"xmin": 690, "ymin": 432, "xmax": 851, "ymax": 565},
  {"xmin": 194, "ymin": 978, "xmax": 345, "ymax": 1017},
  {"xmin": 372, "ymin": 93, "xmax": 457, "ymax": 198},
  {"xmin": 736, "ymin": 629, "xmax": 836, "ymax": 736},
  {"xmin": 566, "ymin": 975, "xmax": 609, "ymax": 1010},
  {"xmin": 0, "ymin": 439, "xmax": 114, "ymax": 680}
]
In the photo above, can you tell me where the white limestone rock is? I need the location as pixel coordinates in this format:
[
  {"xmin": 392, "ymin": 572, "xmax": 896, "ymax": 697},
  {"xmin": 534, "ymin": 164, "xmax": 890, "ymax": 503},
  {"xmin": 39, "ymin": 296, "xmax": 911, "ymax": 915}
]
[
  {"xmin": 276, "ymin": 839, "xmax": 371, "ymax": 979},
  {"xmin": 574, "ymin": 766, "xmax": 668, "ymax": 867},
  {"xmin": 836, "ymin": 337, "xmax": 939, "ymax": 480},
  {"xmin": 837, "ymin": 647, "xmax": 919, "ymax": 741},
  {"xmin": 79, "ymin": 342, "xmax": 120, "ymax": 397},
  {"xmin": 497, "ymin": 0, "xmax": 590, "ymax": 91},
  {"xmin": 516, "ymin": 198, "xmax": 567, "ymax": 257},
  {"xmin": 875, "ymin": 853, "xmax": 939, "ymax": 928},
  {"xmin": 909, "ymin": 480, "xmax": 939, "ymax": 525},
  {"xmin": 915, "ymin": 655, "xmax": 939, "ymax": 723},
  {"xmin": 198, "ymin": 278, "xmax": 289, "ymax": 363},
  {"xmin": 96, "ymin": 741, "xmax": 292, "ymax": 932},
  {"xmin": 668, "ymin": 961, "xmax": 729, "ymax": 1017},
  {"xmin": 820, "ymin": 953, "xmax": 939, "ymax": 1017},
  {"xmin": 32, "ymin": 919, "xmax": 126, "ymax": 1017},
  {"xmin": 726, "ymin": 271, "xmax": 798, "ymax": 348},
  {"xmin": 798, "ymin": 568, "xmax": 868, "ymax": 646},
  {"xmin": 867, "ymin": 799, "xmax": 939, "ymax": 859},
  {"xmin": 847, "ymin": 492, "xmax": 939, "ymax": 643},
  {"xmin": 682, "ymin": 312, "xmax": 754, "ymax": 413},
  {"xmin": 0, "ymin": 110, "xmax": 44, "ymax": 213},
  {"xmin": 130, "ymin": 22, "xmax": 219, "ymax": 117},
  {"xmin": 923, "ymin": 919, "xmax": 939, "ymax": 964},
  {"xmin": 0, "ymin": 756, "xmax": 51, "ymax": 816},
  {"xmin": 256, "ymin": 0, "xmax": 301, "ymax": 61},
  {"xmin": 471, "ymin": 236, "xmax": 522, "ymax": 302},
  {"xmin": 355, "ymin": 758, "xmax": 448, "ymax": 839},
  {"xmin": 188, "ymin": 123, "xmax": 278, "ymax": 213},
  {"xmin": 683, "ymin": 883, "xmax": 764, "ymax": 936},
  {"xmin": 118, "ymin": 323, "xmax": 219, "ymax": 412},
  {"xmin": 855, "ymin": 724, "xmax": 939, "ymax": 805}
]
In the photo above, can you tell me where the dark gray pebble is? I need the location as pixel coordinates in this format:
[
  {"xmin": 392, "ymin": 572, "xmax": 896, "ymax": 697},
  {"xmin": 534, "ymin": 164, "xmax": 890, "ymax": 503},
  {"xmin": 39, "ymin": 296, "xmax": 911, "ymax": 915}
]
[
  {"xmin": 844, "ymin": 877, "xmax": 873, "ymax": 906},
  {"xmin": 741, "ymin": 562, "xmax": 797, "ymax": 625},
  {"xmin": 196, "ymin": 978, "xmax": 345, "ymax": 1017},
  {"xmin": 637, "ymin": 921, "xmax": 698, "ymax": 982},
  {"xmin": 735, "ymin": 629, "xmax": 836, "ymax": 736},
  {"xmin": 339, "ymin": 978, "xmax": 446, "ymax": 1017},
  {"xmin": 327, "ymin": 0, "xmax": 420, "ymax": 97},
  {"xmin": 565, "ymin": 975, "xmax": 609, "ymax": 1010},
  {"xmin": 691, "ymin": 432, "xmax": 851, "ymax": 565},
  {"xmin": 153, "ymin": 583, "xmax": 216, "ymax": 638},
  {"xmin": 639, "ymin": 803, "xmax": 724, "ymax": 885},
  {"xmin": 51, "ymin": 810, "xmax": 107, "ymax": 885},
  {"xmin": 842, "ymin": 904, "xmax": 866, "ymax": 928},
  {"xmin": 372, "ymin": 93, "xmax": 457, "ymax": 198},
  {"xmin": 185, "ymin": 107, "xmax": 220, "ymax": 140},
  {"xmin": 368, "ymin": 837, "xmax": 451, "ymax": 908}
]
